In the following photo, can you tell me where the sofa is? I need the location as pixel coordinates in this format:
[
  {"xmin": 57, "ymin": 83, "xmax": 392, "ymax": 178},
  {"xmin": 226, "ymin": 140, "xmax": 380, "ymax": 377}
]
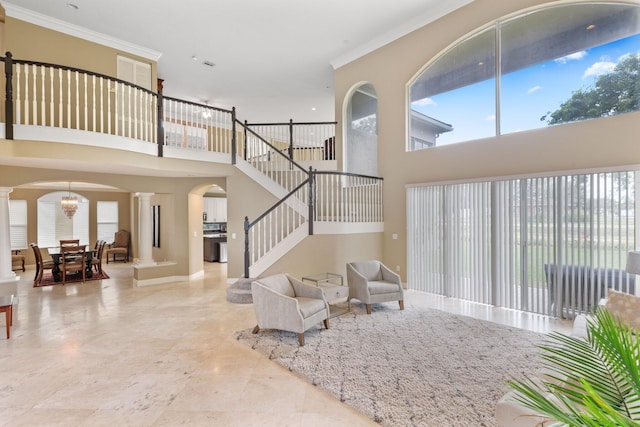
[{"xmin": 544, "ymin": 264, "xmax": 635, "ymax": 317}]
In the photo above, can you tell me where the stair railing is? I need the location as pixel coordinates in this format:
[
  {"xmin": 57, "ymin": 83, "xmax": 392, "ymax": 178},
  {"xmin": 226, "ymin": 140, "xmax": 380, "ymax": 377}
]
[
  {"xmin": 246, "ymin": 119, "xmax": 336, "ymax": 161},
  {"xmin": 238, "ymin": 120, "xmax": 310, "ymax": 195},
  {"xmin": 243, "ymin": 176, "xmax": 313, "ymax": 278},
  {"xmin": 314, "ymin": 171, "xmax": 384, "ymax": 222}
]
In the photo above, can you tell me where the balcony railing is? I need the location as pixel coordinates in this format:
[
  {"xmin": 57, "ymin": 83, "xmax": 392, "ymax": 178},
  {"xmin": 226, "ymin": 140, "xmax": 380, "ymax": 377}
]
[{"xmin": 1, "ymin": 52, "xmax": 336, "ymax": 163}]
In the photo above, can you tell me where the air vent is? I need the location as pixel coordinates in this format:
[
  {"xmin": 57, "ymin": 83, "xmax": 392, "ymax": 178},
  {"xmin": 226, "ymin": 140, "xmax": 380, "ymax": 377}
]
[{"xmin": 203, "ymin": 61, "xmax": 216, "ymax": 68}]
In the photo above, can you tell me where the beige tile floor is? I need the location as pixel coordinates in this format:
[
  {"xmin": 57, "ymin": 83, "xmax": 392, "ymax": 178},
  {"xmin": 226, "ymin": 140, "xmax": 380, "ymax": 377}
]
[{"xmin": 0, "ymin": 262, "xmax": 573, "ymax": 426}]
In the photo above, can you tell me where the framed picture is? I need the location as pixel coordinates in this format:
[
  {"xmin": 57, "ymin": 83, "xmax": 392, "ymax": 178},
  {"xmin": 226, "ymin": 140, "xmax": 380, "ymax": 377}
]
[{"xmin": 152, "ymin": 205, "xmax": 161, "ymax": 248}]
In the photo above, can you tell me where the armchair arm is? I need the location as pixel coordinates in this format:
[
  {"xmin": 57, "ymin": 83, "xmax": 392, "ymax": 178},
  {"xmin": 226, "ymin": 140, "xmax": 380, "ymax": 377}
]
[
  {"xmin": 289, "ymin": 275, "xmax": 326, "ymax": 301},
  {"xmin": 251, "ymin": 282, "xmax": 304, "ymax": 329},
  {"xmin": 380, "ymin": 264, "xmax": 402, "ymax": 287},
  {"xmin": 347, "ymin": 263, "xmax": 371, "ymax": 299}
]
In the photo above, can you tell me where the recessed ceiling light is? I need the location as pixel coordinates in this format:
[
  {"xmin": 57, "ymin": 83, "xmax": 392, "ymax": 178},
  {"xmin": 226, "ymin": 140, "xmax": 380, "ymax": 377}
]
[
  {"xmin": 66, "ymin": 3, "xmax": 79, "ymax": 10},
  {"xmin": 191, "ymin": 55, "xmax": 198, "ymax": 61},
  {"xmin": 586, "ymin": 24, "xmax": 596, "ymax": 30},
  {"xmin": 311, "ymin": 107, "xmax": 317, "ymax": 111}
]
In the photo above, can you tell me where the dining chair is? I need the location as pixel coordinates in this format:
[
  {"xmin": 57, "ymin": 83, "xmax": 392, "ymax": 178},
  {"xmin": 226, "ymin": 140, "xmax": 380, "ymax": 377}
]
[
  {"xmin": 61, "ymin": 244, "xmax": 86, "ymax": 285},
  {"xmin": 60, "ymin": 239, "xmax": 80, "ymax": 247},
  {"xmin": 91, "ymin": 240, "xmax": 107, "ymax": 274},
  {"xmin": 30, "ymin": 243, "xmax": 54, "ymax": 286}
]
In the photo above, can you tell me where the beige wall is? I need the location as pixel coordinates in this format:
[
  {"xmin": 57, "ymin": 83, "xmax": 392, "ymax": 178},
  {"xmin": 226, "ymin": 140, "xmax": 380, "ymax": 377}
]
[
  {"xmin": 4, "ymin": 17, "xmax": 157, "ymax": 90},
  {"xmin": 334, "ymin": 0, "xmax": 640, "ymax": 281},
  {"xmin": 261, "ymin": 233, "xmax": 383, "ymax": 280}
]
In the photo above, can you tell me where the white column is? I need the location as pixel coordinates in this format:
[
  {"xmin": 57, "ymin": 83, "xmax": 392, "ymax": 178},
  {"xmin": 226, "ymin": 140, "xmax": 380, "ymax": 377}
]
[
  {"xmin": 135, "ymin": 192, "xmax": 156, "ymax": 267},
  {"xmin": 0, "ymin": 187, "xmax": 18, "ymax": 296}
]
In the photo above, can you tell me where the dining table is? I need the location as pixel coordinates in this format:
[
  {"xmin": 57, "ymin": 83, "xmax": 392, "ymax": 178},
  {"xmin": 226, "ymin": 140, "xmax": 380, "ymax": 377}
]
[{"xmin": 49, "ymin": 247, "xmax": 96, "ymax": 282}]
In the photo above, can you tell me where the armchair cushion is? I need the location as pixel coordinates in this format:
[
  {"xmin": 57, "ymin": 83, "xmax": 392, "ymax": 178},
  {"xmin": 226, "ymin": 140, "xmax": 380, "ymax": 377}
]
[
  {"xmin": 349, "ymin": 260, "xmax": 383, "ymax": 281},
  {"xmin": 368, "ymin": 281, "xmax": 402, "ymax": 295}
]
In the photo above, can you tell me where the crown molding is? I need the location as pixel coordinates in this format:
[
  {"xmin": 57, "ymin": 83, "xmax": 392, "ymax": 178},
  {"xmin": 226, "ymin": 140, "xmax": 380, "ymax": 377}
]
[
  {"xmin": 2, "ymin": 2, "xmax": 162, "ymax": 61},
  {"xmin": 330, "ymin": 0, "xmax": 474, "ymax": 70}
]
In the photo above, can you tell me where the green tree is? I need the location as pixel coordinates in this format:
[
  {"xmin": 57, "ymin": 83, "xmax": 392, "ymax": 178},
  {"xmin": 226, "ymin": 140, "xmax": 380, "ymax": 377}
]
[{"xmin": 541, "ymin": 54, "xmax": 640, "ymax": 125}]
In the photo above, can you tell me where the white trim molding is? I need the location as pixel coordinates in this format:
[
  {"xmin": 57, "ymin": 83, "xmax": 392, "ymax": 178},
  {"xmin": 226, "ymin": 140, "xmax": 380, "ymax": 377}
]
[{"xmin": 3, "ymin": 2, "xmax": 162, "ymax": 61}]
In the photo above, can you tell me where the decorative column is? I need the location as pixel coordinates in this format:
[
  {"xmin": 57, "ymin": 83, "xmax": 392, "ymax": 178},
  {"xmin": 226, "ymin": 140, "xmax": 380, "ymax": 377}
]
[
  {"xmin": 135, "ymin": 192, "xmax": 156, "ymax": 267},
  {"xmin": 0, "ymin": 187, "xmax": 18, "ymax": 295}
]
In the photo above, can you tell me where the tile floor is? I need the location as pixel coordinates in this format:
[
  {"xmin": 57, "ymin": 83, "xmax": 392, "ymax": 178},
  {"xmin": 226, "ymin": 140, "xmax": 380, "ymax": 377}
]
[{"xmin": 0, "ymin": 262, "xmax": 573, "ymax": 426}]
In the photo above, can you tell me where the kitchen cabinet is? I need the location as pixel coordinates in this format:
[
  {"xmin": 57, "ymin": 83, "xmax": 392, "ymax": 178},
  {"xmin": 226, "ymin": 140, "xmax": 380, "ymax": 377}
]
[{"xmin": 203, "ymin": 197, "xmax": 227, "ymax": 222}]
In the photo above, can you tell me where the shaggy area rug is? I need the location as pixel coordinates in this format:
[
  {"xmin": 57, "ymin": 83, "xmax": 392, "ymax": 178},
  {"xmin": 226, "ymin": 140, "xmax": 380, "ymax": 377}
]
[
  {"xmin": 35, "ymin": 270, "xmax": 110, "ymax": 287},
  {"xmin": 236, "ymin": 303, "xmax": 544, "ymax": 426}
]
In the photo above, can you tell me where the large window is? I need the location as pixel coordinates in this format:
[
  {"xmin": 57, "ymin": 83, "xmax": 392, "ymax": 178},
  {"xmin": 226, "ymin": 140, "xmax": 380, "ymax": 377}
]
[
  {"xmin": 407, "ymin": 170, "xmax": 638, "ymax": 318},
  {"xmin": 97, "ymin": 201, "xmax": 119, "ymax": 242},
  {"xmin": 345, "ymin": 84, "xmax": 378, "ymax": 176},
  {"xmin": 9, "ymin": 200, "xmax": 28, "ymax": 250},
  {"xmin": 409, "ymin": 2, "xmax": 640, "ymax": 149},
  {"xmin": 37, "ymin": 191, "xmax": 89, "ymax": 247}
]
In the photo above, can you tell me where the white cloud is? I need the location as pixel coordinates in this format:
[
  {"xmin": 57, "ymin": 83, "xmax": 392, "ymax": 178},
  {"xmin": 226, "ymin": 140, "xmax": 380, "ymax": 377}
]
[
  {"xmin": 485, "ymin": 114, "xmax": 496, "ymax": 121},
  {"xmin": 412, "ymin": 98, "xmax": 437, "ymax": 107},
  {"xmin": 527, "ymin": 85, "xmax": 542, "ymax": 94},
  {"xmin": 583, "ymin": 61, "xmax": 616, "ymax": 78},
  {"xmin": 555, "ymin": 51, "xmax": 587, "ymax": 64}
]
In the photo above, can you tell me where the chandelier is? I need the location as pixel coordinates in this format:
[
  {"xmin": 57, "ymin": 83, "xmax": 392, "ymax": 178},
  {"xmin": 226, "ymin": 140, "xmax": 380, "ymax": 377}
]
[{"xmin": 61, "ymin": 182, "xmax": 78, "ymax": 219}]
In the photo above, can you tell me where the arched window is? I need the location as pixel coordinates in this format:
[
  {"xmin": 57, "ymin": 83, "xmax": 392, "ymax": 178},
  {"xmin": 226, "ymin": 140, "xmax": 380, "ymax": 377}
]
[
  {"xmin": 345, "ymin": 83, "xmax": 378, "ymax": 176},
  {"xmin": 409, "ymin": 2, "xmax": 640, "ymax": 150},
  {"xmin": 37, "ymin": 191, "xmax": 89, "ymax": 247}
]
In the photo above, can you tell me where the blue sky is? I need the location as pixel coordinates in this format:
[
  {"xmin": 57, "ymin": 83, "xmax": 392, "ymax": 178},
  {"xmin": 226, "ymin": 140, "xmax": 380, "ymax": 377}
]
[{"xmin": 412, "ymin": 33, "xmax": 640, "ymax": 146}]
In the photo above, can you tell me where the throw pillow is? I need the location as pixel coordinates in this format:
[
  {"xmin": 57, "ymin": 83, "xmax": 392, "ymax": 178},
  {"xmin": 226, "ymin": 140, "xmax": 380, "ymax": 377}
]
[{"xmin": 605, "ymin": 289, "xmax": 640, "ymax": 332}]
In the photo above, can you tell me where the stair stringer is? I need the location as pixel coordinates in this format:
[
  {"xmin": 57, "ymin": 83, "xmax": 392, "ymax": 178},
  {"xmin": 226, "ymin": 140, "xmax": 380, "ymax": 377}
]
[
  {"xmin": 234, "ymin": 158, "xmax": 308, "ymax": 217},
  {"xmin": 248, "ymin": 224, "xmax": 308, "ymax": 278}
]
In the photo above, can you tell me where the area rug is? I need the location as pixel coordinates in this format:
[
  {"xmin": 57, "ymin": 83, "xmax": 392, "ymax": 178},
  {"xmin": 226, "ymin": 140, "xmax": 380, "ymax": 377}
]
[
  {"xmin": 34, "ymin": 270, "xmax": 110, "ymax": 287},
  {"xmin": 235, "ymin": 304, "xmax": 544, "ymax": 426}
]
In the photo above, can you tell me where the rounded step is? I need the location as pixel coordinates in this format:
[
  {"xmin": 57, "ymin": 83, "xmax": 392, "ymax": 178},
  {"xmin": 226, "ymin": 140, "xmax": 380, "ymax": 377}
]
[{"xmin": 226, "ymin": 287, "xmax": 253, "ymax": 304}]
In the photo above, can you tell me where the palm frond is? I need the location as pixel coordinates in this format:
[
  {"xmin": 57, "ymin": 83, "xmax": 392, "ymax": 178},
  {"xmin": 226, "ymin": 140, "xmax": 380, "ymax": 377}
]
[{"xmin": 507, "ymin": 307, "xmax": 640, "ymax": 426}]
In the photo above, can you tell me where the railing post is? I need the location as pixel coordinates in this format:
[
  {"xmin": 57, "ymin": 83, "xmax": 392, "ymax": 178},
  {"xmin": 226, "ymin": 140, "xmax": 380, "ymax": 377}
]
[
  {"xmin": 243, "ymin": 216, "xmax": 250, "ymax": 278},
  {"xmin": 308, "ymin": 167, "xmax": 315, "ymax": 236},
  {"xmin": 231, "ymin": 107, "xmax": 237, "ymax": 164},
  {"xmin": 156, "ymin": 78, "xmax": 164, "ymax": 157},
  {"xmin": 288, "ymin": 118, "xmax": 294, "ymax": 160},
  {"xmin": 243, "ymin": 120, "xmax": 248, "ymax": 161},
  {"xmin": 4, "ymin": 52, "xmax": 14, "ymax": 140}
]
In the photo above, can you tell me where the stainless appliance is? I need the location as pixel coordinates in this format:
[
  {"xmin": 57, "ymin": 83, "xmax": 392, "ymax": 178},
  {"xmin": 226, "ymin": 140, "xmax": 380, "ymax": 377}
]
[{"xmin": 203, "ymin": 222, "xmax": 227, "ymax": 262}]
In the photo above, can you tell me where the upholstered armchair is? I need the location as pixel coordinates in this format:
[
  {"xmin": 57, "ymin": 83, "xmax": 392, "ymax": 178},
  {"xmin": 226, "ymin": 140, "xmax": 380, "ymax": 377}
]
[
  {"xmin": 106, "ymin": 229, "xmax": 130, "ymax": 263},
  {"xmin": 346, "ymin": 260, "xmax": 404, "ymax": 314},
  {"xmin": 11, "ymin": 251, "xmax": 25, "ymax": 272},
  {"xmin": 251, "ymin": 273, "xmax": 330, "ymax": 346}
]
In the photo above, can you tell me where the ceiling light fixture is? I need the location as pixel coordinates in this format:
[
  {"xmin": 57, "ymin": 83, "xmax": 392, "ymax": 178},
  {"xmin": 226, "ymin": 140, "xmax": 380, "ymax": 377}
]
[
  {"xmin": 586, "ymin": 24, "xmax": 596, "ymax": 30},
  {"xmin": 61, "ymin": 182, "xmax": 78, "ymax": 219},
  {"xmin": 191, "ymin": 55, "xmax": 198, "ymax": 61}
]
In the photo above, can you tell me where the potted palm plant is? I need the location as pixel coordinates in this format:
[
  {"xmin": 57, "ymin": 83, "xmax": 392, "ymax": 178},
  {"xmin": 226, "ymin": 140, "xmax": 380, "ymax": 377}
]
[{"xmin": 508, "ymin": 308, "xmax": 640, "ymax": 426}]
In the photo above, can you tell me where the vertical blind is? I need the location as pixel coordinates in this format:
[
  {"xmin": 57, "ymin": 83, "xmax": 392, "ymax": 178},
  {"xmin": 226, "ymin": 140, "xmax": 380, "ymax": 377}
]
[
  {"xmin": 97, "ymin": 201, "xmax": 119, "ymax": 242},
  {"xmin": 408, "ymin": 170, "xmax": 637, "ymax": 318},
  {"xmin": 9, "ymin": 200, "xmax": 28, "ymax": 250}
]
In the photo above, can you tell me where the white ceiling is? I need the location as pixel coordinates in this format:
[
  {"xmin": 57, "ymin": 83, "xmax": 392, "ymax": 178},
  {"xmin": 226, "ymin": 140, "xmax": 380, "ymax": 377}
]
[{"xmin": 2, "ymin": 0, "xmax": 472, "ymax": 123}]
